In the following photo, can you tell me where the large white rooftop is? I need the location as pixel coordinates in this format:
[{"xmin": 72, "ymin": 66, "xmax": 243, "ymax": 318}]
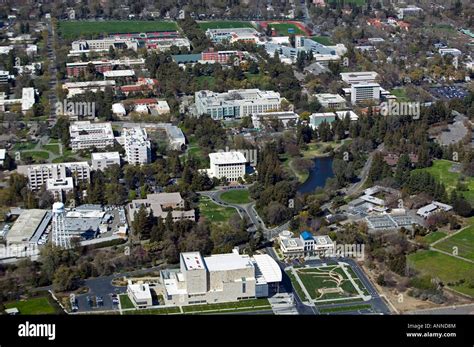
[
  {"xmin": 252, "ymin": 254, "xmax": 282, "ymax": 283},
  {"xmin": 209, "ymin": 151, "xmax": 247, "ymax": 165},
  {"xmin": 204, "ymin": 252, "xmax": 254, "ymax": 272},
  {"xmin": 340, "ymin": 71, "xmax": 378, "ymax": 85}
]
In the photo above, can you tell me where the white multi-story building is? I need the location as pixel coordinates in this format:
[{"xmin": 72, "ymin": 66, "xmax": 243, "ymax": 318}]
[
  {"xmin": 279, "ymin": 231, "xmax": 334, "ymax": 258},
  {"xmin": 69, "ymin": 121, "xmax": 115, "ymax": 151},
  {"xmin": 251, "ymin": 111, "xmax": 299, "ymax": 129},
  {"xmin": 195, "ymin": 89, "xmax": 282, "ymax": 120},
  {"xmin": 397, "ymin": 6, "xmax": 423, "ymax": 19},
  {"xmin": 340, "ymin": 71, "xmax": 379, "ymax": 85},
  {"xmin": 91, "ymin": 152, "xmax": 121, "ymax": 171},
  {"xmin": 350, "ymin": 83, "xmax": 381, "ymax": 104},
  {"xmin": 205, "ymin": 28, "xmax": 260, "ymax": 44},
  {"xmin": 46, "ymin": 177, "xmax": 74, "ymax": 202},
  {"xmin": 315, "ymin": 93, "xmax": 347, "ymax": 110},
  {"xmin": 438, "ymin": 48, "xmax": 462, "ymax": 57},
  {"xmin": 207, "ymin": 151, "xmax": 246, "ymax": 181},
  {"xmin": 160, "ymin": 249, "xmax": 281, "ymax": 306},
  {"xmin": 21, "ymin": 87, "xmax": 35, "ymax": 112},
  {"xmin": 71, "ymin": 38, "xmax": 138, "ymax": 52},
  {"xmin": 127, "ymin": 281, "xmax": 153, "ymax": 308},
  {"xmin": 121, "ymin": 127, "xmax": 151, "ymax": 165},
  {"xmin": 17, "ymin": 162, "xmax": 90, "ymax": 191}
]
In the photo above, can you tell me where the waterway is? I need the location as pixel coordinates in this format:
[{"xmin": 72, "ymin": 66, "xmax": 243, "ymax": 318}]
[{"xmin": 297, "ymin": 156, "xmax": 334, "ymax": 194}]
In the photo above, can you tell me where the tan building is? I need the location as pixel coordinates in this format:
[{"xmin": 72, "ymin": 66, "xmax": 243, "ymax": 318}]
[
  {"xmin": 128, "ymin": 192, "xmax": 195, "ymax": 223},
  {"xmin": 160, "ymin": 249, "xmax": 281, "ymax": 306}
]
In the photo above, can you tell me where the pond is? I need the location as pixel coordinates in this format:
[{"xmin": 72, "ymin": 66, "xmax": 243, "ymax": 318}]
[{"xmin": 297, "ymin": 156, "xmax": 334, "ymax": 194}]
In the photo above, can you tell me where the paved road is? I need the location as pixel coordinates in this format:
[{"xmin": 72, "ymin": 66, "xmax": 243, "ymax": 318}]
[
  {"xmin": 346, "ymin": 144, "xmax": 384, "ymax": 197},
  {"xmin": 407, "ymin": 304, "xmax": 474, "ymax": 315},
  {"xmin": 45, "ymin": 17, "xmax": 58, "ymax": 122},
  {"xmin": 199, "ymin": 188, "xmax": 290, "ymax": 240}
]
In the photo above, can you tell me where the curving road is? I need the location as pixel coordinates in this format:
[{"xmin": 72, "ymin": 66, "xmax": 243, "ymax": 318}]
[{"xmin": 198, "ymin": 188, "xmax": 290, "ymax": 240}]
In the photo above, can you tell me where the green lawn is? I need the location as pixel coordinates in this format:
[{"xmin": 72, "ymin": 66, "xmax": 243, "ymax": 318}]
[
  {"xmin": 52, "ymin": 156, "xmax": 77, "ymax": 164},
  {"xmin": 220, "ymin": 189, "xmax": 252, "ymax": 204},
  {"xmin": 422, "ymin": 231, "xmax": 447, "ymax": 245},
  {"xmin": 198, "ymin": 196, "xmax": 238, "ymax": 224},
  {"xmin": 58, "ymin": 20, "xmax": 179, "ymax": 39},
  {"xmin": 295, "ymin": 265, "xmax": 365, "ymax": 301},
  {"xmin": 182, "ymin": 298, "xmax": 270, "ymax": 313},
  {"xmin": 125, "ymin": 306, "xmax": 181, "ymax": 315},
  {"xmin": 391, "ymin": 88, "xmax": 410, "ymax": 101},
  {"xmin": 194, "ymin": 75, "xmax": 216, "ymax": 90},
  {"xmin": 5, "ymin": 296, "xmax": 56, "ymax": 315},
  {"xmin": 268, "ymin": 23, "xmax": 305, "ymax": 36},
  {"xmin": 310, "ymin": 36, "xmax": 333, "ymax": 45},
  {"xmin": 13, "ymin": 142, "xmax": 36, "ymax": 151},
  {"xmin": 42, "ymin": 143, "xmax": 61, "ymax": 155},
  {"xmin": 408, "ymin": 250, "xmax": 474, "ymax": 297},
  {"xmin": 433, "ymin": 225, "xmax": 474, "ymax": 261},
  {"xmin": 414, "ymin": 160, "xmax": 474, "ymax": 204},
  {"xmin": 319, "ymin": 304, "xmax": 372, "ymax": 314},
  {"xmin": 23, "ymin": 151, "xmax": 49, "ymax": 160},
  {"xmin": 286, "ymin": 270, "xmax": 307, "ymax": 301},
  {"xmin": 197, "ymin": 21, "xmax": 254, "ymax": 30},
  {"xmin": 119, "ymin": 294, "xmax": 135, "ymax": 309}
]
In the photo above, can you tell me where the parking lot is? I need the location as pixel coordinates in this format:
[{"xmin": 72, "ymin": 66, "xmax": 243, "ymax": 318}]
[{"xmin": 430, "ymin": 86, "xmax": 469, "ymax": 100}]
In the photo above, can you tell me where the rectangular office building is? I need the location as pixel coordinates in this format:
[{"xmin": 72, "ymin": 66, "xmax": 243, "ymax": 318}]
[{"xmin": 195, "ymin": 89, "xmax": 281, "ymax": 120}]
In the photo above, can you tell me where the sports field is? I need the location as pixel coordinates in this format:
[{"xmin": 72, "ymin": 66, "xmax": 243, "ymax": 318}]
[
  {"xmin": 58, "ymin": 20, "xmax": 179, "ymax": 39},
  {"xmin": 407, "ymin": 250, "xmax": 474, "ymax": 297},
  {"xmin": 197, "ymin": 21, "xmax": 254, "ymax": 30},
  {"xmin": 268, "ymin": 23, "xmax": 305, "ymax": 36},
  {"xmin": 433, "ymin": 225, "xmax": 474, "ymax": 261},
  {"xmin": 5, "ymin": 296, "xmax": 57, "ymax": 314}
]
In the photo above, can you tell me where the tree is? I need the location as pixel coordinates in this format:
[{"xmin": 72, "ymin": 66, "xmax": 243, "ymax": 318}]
[{"xmin": 53, "ymin": 265, "xmax": 79, "ymax": 292}]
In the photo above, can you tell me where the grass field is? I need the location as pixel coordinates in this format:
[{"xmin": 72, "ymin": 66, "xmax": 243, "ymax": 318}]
[
  {"xmin": 13, "ymin": 142, "xmax": 36, "ymax": 151},
  {"xmin": 52, "ymin": 156, "xmax": 77, "ymax": 164},
  {"xmin": 269, "ymin": 23, "xmax": 305, "ymax": 36},
  {"xmin": 197, "ymin": 21, "xmax": 254, "ymax": 30},
  {"xmin": 182, "ymin": 298, "xmax": 270, "ymax": 313},
  {"xmin": 125, "ymin": 306, "xmax": 181, "ymax": 315},
  {"xmin": 422, "ymin": 231, "xmax": 447, "ymax": 245},
  {"xmin": 119, "ymin": 294, "xmax": 135, "ymax": 309},
  {"xmin": 310, "ymin": 36, "xmax": 333, "ymax": 45},
  {"xmin": 42, "ymin": 143, "xmax": 61, "ymax": 155},
  {"xmin": 294, "ymin": 264, "xmax": 366, "ymax": 301},
  {"xmin": 391, "ymin": 88, "xmax": 410, "ymax": 101},
  {"xmin": 23, "ymin": 150, "xmax": 49, "ymax": 161},
  {"xmin": 286, "ymin": 270, "xmax": 307, "ymax": 301},
  {"xmin": 220, "ymin": 189, "xmax": 252, "ymax": 204},
  {"xmin": 198, "ymin": 196, "xmax": 238, "ymax": 224},
  {"xmin": 5, "ymin": 296, "xmax": 56, "ymax": 314},
  {"xmin": 319, "ymin": 304, "xmax": 372, "ymax": 314},
  {"xmin": 433, "ymin": 225, "xmax": 474, "ymax": 261},
  {"xmin": 58, "ymin": 20, "xmax": 179, "ymax": 39},
  {"xmin": 407, "ymin": 250, "xmax": 474, "ymax": 297},
  {"xmin": 415, "ymin": 160, "xmax": 474, "ymax": 204}
]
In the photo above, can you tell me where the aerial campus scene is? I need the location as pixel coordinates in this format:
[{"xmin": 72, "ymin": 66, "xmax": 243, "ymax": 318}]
[{"xmin": 0, "ymin": 0, "xmax": 472, "ymax": 345}]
